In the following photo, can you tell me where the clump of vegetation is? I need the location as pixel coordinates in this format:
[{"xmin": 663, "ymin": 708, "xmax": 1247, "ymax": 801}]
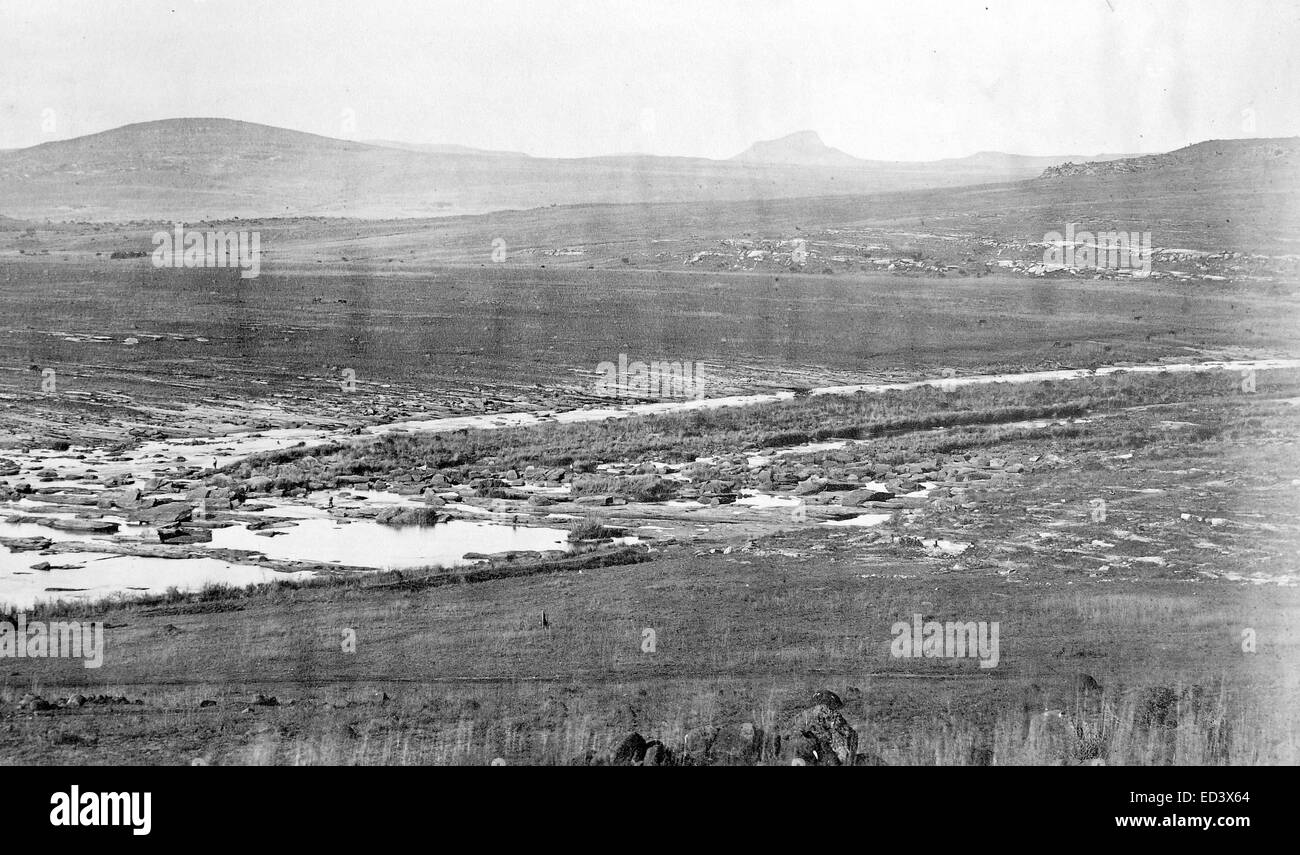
[
  {"xmin": 568, "ymin": 517, "xmax": 610, "ymax": 542},
  {"xmin": 570, "ymin": 474, "xmax": 678, "ymax": 502},
  {"xmin": 376, "ymin": 507, "xmax": 441, "ymax": 527}
]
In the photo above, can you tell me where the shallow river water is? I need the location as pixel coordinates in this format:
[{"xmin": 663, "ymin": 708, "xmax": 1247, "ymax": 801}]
[{"xmin": 3, "ymin": 357, "xmax": 1295, "ymax": 607}]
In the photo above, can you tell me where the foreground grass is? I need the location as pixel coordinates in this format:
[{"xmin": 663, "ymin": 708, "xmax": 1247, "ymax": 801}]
[{"xmin": 1, "ymin": 552, "xmax": 1293, "ymax": 765}]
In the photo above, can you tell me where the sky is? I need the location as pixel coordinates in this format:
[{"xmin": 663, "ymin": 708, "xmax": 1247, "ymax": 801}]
[{"xmin": 1, "ymin": 0, "xmax": 1297, "ymax": 160}]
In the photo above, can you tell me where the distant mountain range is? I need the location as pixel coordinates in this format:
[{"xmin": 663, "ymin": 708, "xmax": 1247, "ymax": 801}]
[
  {"xmin": 0, "ymin": 118, "xmax": 1281, "ymax": 222},
  {"xmin": 364, "ymin": 140, "xmax": 531, "ymax": 158},
  {"xmin": 730, "ymin": 130, "xmax": 1138, "ymax": 170}
]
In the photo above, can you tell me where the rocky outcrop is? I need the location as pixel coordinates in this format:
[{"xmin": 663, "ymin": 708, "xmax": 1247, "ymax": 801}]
[
  {"xmin": 580, "ymin": 689, "xmax": 868, "ymax": 767},
  {"xmin": 782, "ymin": 702, "xmax": 858, "ymax": 765}
]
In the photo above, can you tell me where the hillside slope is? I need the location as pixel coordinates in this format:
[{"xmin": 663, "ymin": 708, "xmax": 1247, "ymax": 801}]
[
  {"xmin": 1041, "ymin": 138, "xmax": 1300, "ymax": 179},
  {"xmin": 0, "ymin": 118, "xmax": 1116, "ymax": 221}
]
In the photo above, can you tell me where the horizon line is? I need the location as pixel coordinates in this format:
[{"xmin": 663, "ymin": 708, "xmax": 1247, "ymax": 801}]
[{"xmin": 3, "ymin": 115, "xmax": 1213, "ymax": 165}]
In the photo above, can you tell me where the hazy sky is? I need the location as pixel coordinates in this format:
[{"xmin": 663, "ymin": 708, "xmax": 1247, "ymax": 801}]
[{"xmin": 2, "ymin": 0, "xmax": 1297, "ymax": 159}]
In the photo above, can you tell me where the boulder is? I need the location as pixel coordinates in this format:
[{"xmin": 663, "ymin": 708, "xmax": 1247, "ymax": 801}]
[
  {"xmin": 130, "ymin": 502, "xmax": 193, "ymax": 525},
  {"xmin": 810, "ymin": 689, "xmax": 844, "ymax": 710},
  {"xmin": 18, "ymin": 693, "xmax": 54, "ymax": 711},
  {"xmin": 794, "ymin": 479, "xmax": 825, "ymax": 496},
  {"xmin": 154, "ymin": 526, "xmax": 213, "ymax": 544},
  {"xmin": 789, "ymin": 733, "xmax": 822, "ymax": 765},
  {"xmin": 707, "ymin": 722, "xmax": 763, "ymax": 765},
  {"xmin": 680, "ymin": 725, "xmax": 718, "ymax": 764},
  {"xmin": 842, "ymin": 489, "xmax": 895, "ymax": 506},
  {"xmin": 0, "ymin": 536, "xmax": 52, "ymax": 551},
  {"xmin": 375, "ymin": 507, "xmax": 440, "ymax": 526},
  {"xmin": 49, "ymin": 518, "xmax": 119, "ymax": 534},
  {"xmin": 244, "ymin": 476, "xmax": 274, "ymax": 493},
  {"xmin": 610, "ymin": 731, "xmax": 647, "ymax": 765},
  {"xmin": 641, "ymin": 741, "xmax": 673, "ymax": 766},
  {"xmin": 784, "ymin": 703, "xmax": 858, "ymax": 766},
  {"xmin": 820, "ymin": 481, "xmax": 861, "ymax": 492},
  {"xmin": 112, "ymin": 486, "xmax": 147, "ymax": 509}
]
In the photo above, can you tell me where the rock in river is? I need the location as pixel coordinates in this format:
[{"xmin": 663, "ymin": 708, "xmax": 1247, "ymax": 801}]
[{"xmin": 129, "ymin": 502, "xmax": 193, "ymax": 525}]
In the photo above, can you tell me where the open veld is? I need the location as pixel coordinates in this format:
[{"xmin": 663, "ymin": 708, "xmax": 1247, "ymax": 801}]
[
  {"xmin": 3, "ymin": 368, "xmax": 1299, "ymax": 765},
  {"xmin": 1, "ymin": 133, "xmax": 1298, "ymax": 765}
]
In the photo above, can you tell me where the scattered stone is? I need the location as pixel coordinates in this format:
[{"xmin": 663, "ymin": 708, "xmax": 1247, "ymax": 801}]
[
  {"xmin": 375, "ymin": 507, "xmax": 441, "ymax": 526},
  {"xmin": 794, "ymin": 479, "xmax": 825, "ymax": 496},
  {"xmin": 610, "ymin": 731, "xmax": 647, "ymax": 765},
  {"xmin": 0, "ymin": 536, "xmax": 53, "ymax": 551},
  {"xmin": 680, "ymin": 725, "xmax": 718, "ymax": 764},
  {"xmin": 641, "ymin": 741, "xmax": 673, "ymax": 766},
  {"xmin": 785, "ymin": 703, "xmax": 858, "ymax": 766},
  {"xmin": 842, "ymin": 489, "xmax": 895, "ymax": 506},
  {"xmin": 708, "ymin": 722, "xmax": 763, "ymax": 765},
  {"xmin": 17, "ymin": 693, "xmax": 54, "ymax": 712},
  {"xmin": 810, "ymin": 688, "xmax": 844, "ymax": 710},
  {"xmin": 130, "ymin": 502, "xmax": 193, "ymax": 525}
]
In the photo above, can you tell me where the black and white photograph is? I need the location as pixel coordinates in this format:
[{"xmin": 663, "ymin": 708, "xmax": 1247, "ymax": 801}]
[{"xmin": 0, "ymin": 0, "xmax": 1295, "ymax": 822}]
